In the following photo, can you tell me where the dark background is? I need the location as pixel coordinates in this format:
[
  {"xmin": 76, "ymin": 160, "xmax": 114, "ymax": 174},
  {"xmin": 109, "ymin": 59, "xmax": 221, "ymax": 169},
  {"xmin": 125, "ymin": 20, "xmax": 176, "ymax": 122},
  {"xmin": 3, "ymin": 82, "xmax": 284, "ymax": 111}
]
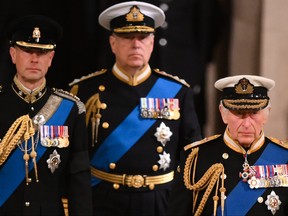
[{"xmin": 0, "ymin": 0, "xmax": 231, "ymax": 134}]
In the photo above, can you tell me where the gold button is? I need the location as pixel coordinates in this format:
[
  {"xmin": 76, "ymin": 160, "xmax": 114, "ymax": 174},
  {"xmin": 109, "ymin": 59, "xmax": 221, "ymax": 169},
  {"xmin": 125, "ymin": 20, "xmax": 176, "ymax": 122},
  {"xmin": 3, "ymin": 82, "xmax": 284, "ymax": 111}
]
[
  {"xmin": 109, "ymin": 163, "xmax": 116, "ymax": 169},
  {"xmin": 99, "ymin": 85, "xmax": 105, "ymax": 91},
  {"xmin": 102, "ymin": 122, "xmax": 109, "ymax": 128},
  {"xmin": 222, "ymin": 153, "xmax": 229, "ymax": 159},
  {"xmin": 152, "ymin": 165, "xmax": 159, "ymax": 171},
  {"xmin": 113, "ymin": 183, "xmax": 120, "ymax": 189},
  {"xmin": 177, "ymin": 165, "xmax": 181, "ymax": 173},
  {"xmin": 221, "ymin": 174, "xmax": 227, "ymax": 179},
  {"xmin": 101, "ymin": 103, "xmax": 107, "ymax": 109},
  {"xmin": 257, "ymin": 197, "xmax": 263, "ymax": 203},
  {"xmin": 149, "ymin": 184, "xmax": 155, "ymax": 190},
  {"xmin": 157, "ymin": 146, "xmax": 163, "ymax": 153}
]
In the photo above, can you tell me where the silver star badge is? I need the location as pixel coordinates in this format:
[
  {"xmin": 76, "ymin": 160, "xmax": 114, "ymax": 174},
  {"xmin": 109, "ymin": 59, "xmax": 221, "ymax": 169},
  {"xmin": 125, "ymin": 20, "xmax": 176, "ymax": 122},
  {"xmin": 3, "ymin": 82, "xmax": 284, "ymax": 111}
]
[
  {"xmin": 265, "ymin": 190, "xmax": 281, "ymax": 215},
  {"xmin": 46, "ymin": 149, "xmax": 61, "ymax": 173},
  {"xmin": 158, "ymin": 151, "xmax": 171, "ymax": 171},
  {"xmin": 154, "ymin": 122, "xmax": 173, "ymax": 146},
  {"xmin": 33, "ymin": 114, "xmax": 45, "ymax": 126}
]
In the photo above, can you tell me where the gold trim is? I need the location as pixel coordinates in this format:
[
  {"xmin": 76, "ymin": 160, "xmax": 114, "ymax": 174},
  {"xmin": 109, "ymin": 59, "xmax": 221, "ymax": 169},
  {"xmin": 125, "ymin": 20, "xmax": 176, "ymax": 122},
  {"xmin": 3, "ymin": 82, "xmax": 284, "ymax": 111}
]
[
  {"xmin": 114, "ymin": 26, "xmax": 155, "ymax": 33},
  {"xmin": 235, "ymin": 78, "xmax": 254, "ymax": 94},
  {"xmin": 91, "ymin": 167, "xmax": 174, "ymax": 189},
  {"xmin": 223, "ymin": 128, "xmax": 265, "ymax": 154},
  {"xmin": 153, "ymin": 69, "xmax": 190, "ymax": 87},
  {"xmin": 267, "ymin": 136, "xmax": 288, "ymax": 149},
  {"xmin": 184, "ymin": 134, "xmax": 221, "ymax": 151},
  {"xmin": 183, "ymin": 147, "xmax": 226, "ymax": 216},
  {"xmin": 223, "ymin": 99, "xmax": 268, "ymax": 110},
  {"xmin": 16, "ymin": 41, "xmax": 55, "ymax": 50},
  {"xmin": 13, "ymin": 75, "xmax": 46, "ymax": 103},
  {"xmin": 112, "ymin": 64, "xmax": 151, "ymax": 86},
  {"xmin": 68, "ymin": 69, "xmax": 108, "ymax": 86},
  {"xmin": 126, "ymin": 6, "xmax": 144, "ymax": 22}
]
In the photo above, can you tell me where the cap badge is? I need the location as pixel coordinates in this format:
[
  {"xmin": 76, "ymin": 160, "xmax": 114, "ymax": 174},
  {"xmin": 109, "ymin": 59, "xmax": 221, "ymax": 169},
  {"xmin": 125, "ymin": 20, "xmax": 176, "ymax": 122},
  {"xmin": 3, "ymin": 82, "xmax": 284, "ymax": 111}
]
[
  {"xmin": 235, "ymin": 78, "xmax": 254, "ymax": 94},
  {"xmin": 126, "ymin": 6, "xmax": 144, "ymax": 22},
  {"xmin": 32, "ymin": 27, "xmax": 41, "ymax": 43}
]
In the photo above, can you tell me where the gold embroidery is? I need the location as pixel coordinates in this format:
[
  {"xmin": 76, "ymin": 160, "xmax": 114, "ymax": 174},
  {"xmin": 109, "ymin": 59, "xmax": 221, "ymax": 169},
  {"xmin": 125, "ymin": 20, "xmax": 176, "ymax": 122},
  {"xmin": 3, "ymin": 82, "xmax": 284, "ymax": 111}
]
[
  {"xmin": 126, "ymin": 6, "xmax": 144, "ymax": 22},
  {"xmin": 235, "ymin": 78, "xmax": 254, "ymax": 94}
]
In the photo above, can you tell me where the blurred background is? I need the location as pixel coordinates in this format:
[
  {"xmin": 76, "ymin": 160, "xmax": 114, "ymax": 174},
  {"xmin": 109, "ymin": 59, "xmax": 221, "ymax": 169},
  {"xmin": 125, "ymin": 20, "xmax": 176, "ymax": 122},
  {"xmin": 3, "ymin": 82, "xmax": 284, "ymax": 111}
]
[{"xmin": 0, "ymin": 0, "xmax": 287, "ymax": 140}]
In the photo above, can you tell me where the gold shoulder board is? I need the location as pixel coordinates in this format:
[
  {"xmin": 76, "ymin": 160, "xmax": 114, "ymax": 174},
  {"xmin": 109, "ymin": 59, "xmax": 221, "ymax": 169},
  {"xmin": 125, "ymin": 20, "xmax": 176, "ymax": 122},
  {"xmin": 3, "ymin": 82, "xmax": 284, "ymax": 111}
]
[
  {"xmin": 267, "ymin": 136, "xmax": 288, "ymax": 149},
  {"xmin": 153, "ymin": 69, "xmax": 190, "ymax": 87},
  {"xmin": 68, "ymin": 69, "xmax": 107, "ymax": 86},
  {"xmin": 184, "ymin": 134, "xmax": 221, "ymax": 151}
]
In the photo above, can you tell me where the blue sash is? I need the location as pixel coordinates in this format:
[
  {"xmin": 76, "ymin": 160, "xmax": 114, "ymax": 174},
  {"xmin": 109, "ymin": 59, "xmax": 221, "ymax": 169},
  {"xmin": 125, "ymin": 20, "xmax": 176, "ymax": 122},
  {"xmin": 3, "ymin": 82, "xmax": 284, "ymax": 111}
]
[
  {"xmin": 216, "ymin": 142, "xmax": 288, "ymax": 215},
  {"xmin": 91, "ymin": 78, "xmax": 182, "ymax": 186},
  {"xmin": 0, "ymin": 98, "xmax": 74, "ymax": 207}
]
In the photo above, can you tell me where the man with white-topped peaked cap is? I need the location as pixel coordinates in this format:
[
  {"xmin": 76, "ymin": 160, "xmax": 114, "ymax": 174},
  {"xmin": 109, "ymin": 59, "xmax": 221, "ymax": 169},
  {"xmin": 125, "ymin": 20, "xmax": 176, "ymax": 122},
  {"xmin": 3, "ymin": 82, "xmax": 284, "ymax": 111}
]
[
  {"xmin": 183, "ymin": 75, "xmax": 288, "ymax": 215},
  {"xmin": 69, "ymin": 1, "xmax": 202, "ymax": 215}
]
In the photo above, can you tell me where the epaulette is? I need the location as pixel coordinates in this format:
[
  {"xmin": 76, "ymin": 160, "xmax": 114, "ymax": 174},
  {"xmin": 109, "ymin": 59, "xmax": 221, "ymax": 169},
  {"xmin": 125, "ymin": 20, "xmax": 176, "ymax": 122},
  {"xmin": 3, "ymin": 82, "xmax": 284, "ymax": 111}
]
[
  {"xmin": 153, "ymin": 69, "xmax": 190, "ymax": 87},
  {"xmin": 184, "ymin": 134, "xmax": 222, "ymax": 151},
  {"xmin": 52, "ymin": 88, "xmax": 86, "ymax": 114},
  {"xmin": 68, "ymin": 69, "xmax": 108, "ymax": 86},
  {"xmin": 267, "ymin": 136, "xmax": 288, "ymax": 149}
]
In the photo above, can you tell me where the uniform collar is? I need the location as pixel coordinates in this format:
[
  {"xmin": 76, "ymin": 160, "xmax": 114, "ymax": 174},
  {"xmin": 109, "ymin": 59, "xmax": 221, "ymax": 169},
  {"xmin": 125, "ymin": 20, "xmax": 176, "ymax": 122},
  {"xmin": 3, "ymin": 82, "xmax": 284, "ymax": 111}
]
[
  {"xmin": 12, "ymin": 75, "xmax": 47, "ymax": 103},
  {"xmin": 223, "ymin": 127, "xmax": 265, "ymax": 154},
  {"xmin": 112, "ymin": 64, "xmax": 151, "ymax": 86}
]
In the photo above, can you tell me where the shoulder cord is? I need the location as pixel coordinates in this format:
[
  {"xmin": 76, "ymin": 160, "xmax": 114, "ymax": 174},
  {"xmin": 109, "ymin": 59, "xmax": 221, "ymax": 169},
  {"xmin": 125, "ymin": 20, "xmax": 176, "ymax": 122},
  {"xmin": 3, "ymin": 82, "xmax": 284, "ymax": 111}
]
[
  {"xmin": 0, "ymin": 115, "xmax": 37, "ymax": 184},
  {"xmin": 183, "ymin": 147, "xmax": 226, "ymax": 216},
  {"xmin": 85, "ymin": 93, "xmax": 102, "ymax": 146}
]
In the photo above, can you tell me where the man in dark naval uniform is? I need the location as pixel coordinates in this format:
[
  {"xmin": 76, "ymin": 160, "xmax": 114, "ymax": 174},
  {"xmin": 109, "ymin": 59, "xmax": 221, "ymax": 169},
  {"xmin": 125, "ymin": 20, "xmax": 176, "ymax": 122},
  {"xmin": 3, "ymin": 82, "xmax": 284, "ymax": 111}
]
[
  {"xmin": 183, "ymin": 75, "xmax": 288, "ymax": 215},
  {"xmin": 0, "ymin": 15, "xmax": 92, "ymax": 215},
  {"xmin": 69, "ymin": 1, "xmax": 202, "ymax": 215}
]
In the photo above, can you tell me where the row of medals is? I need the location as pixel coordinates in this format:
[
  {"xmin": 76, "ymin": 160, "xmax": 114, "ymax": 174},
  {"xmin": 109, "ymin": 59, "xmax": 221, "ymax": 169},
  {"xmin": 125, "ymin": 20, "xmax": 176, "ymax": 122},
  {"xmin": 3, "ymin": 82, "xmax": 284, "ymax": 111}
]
[
  {"xmin": 40, "ymin": 125, "xmax": 69, "ymax": 148},
  {"xmin": 240, "ymin": 163, "xmax": 288, "ymax": 188},
  {"xmin": 140, "ymin": 98, "xmax": 180, "ymax": 120}
]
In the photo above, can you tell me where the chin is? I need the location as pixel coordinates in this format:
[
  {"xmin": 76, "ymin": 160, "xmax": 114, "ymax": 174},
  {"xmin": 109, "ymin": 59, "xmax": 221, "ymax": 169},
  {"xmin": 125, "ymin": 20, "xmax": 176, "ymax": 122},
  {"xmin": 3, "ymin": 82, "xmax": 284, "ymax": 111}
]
[{"xmin": 239, "ymin": 139, "xmax": 254, "ymax": 148}]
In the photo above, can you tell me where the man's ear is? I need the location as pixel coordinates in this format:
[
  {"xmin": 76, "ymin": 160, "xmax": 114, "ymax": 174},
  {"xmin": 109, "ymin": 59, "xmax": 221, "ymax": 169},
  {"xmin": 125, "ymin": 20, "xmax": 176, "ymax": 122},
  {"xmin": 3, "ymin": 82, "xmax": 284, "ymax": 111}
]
[
  {"xmin": 9, "ymin": 46, "xmax": 16, "ymax": 64},
  {"xmin": 219, "ymin": 105, "xmax": 228, "ymax": 124}
]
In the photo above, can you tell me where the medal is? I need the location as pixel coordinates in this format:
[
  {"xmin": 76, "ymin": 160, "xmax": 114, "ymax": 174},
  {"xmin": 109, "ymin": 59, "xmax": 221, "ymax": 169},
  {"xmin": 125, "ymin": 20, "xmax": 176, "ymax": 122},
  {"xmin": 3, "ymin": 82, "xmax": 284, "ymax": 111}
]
[
  {"xmin": 40, "ymin": 125, "xmax": 69, "ymax": 148},
  {"xmin": 247, "ymin": 164, "xmax": 288, "ymax": 188},
  {"xmin": 158, "ymin": 151, "xmax": 171, "ymax": 171},
  {"xmin": 239, "ymin": 153, "xmax": 253, "ymax": 182},
  {"xmin": 140, "ymin": 98, "xmax": 180, "ymax": 120},
  {"xmin": 265, "ymin": 190, "xmax": 281, "ymax": 215},
  {"xmin": 172, "ymin": 110, "xmax": 180, "ymax": 120},
  {"xmin": 46, "ymin": 149, "xmax": 61, "ymax": 173},
  {"xmin": 154, "ymin": 122, "xmax": 173, "ymax": 146}
]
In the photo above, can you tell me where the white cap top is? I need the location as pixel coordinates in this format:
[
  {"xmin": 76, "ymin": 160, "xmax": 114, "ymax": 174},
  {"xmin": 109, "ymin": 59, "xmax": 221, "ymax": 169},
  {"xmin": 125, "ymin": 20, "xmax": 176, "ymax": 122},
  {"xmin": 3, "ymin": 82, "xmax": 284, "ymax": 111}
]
[
  {"xmin": 98, "ymin": 1, "xmax": 165, "ymax": 32},
  {"xmin": 215, "ymin": 75, "xmax": 275, "ymax": 91}
]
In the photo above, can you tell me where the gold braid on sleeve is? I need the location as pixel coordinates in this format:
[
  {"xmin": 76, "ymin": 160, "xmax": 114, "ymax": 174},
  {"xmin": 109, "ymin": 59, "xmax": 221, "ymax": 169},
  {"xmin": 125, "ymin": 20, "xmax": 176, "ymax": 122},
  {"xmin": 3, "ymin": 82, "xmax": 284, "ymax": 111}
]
[{"xmin": 183, "ymin": 147, "xmax": 226, "ymax": 216}]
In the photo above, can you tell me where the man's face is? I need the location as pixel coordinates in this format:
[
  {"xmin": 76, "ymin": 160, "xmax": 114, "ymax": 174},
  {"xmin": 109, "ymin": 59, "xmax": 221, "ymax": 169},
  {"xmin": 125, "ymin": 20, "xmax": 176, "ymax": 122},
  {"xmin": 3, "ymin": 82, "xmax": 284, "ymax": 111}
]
[
  {"xmin": 9, "ymin": 45, "xmax": 54, "ymax": 88},
  {"xmin": 109, "ymin": 32, "xmax": 154, "ymax": 73},
  {"xmin": 220, "ymin": 107, "xmax": 270, "ymax": 148}
]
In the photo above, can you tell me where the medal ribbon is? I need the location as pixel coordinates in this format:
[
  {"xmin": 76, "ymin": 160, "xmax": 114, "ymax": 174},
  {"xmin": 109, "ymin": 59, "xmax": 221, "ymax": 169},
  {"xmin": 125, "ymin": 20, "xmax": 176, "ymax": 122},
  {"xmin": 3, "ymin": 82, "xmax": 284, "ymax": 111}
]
[
  {"xmin": 0, "ymin": 98, "xmax": 73, "ymax": 207},
  {"xmin": 216, "ymin": 142, "xmax": 288, "ymax": 215},
  {"xmin": 90, "ymin": 78, "xmax": 182, "ymax": 186}
]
